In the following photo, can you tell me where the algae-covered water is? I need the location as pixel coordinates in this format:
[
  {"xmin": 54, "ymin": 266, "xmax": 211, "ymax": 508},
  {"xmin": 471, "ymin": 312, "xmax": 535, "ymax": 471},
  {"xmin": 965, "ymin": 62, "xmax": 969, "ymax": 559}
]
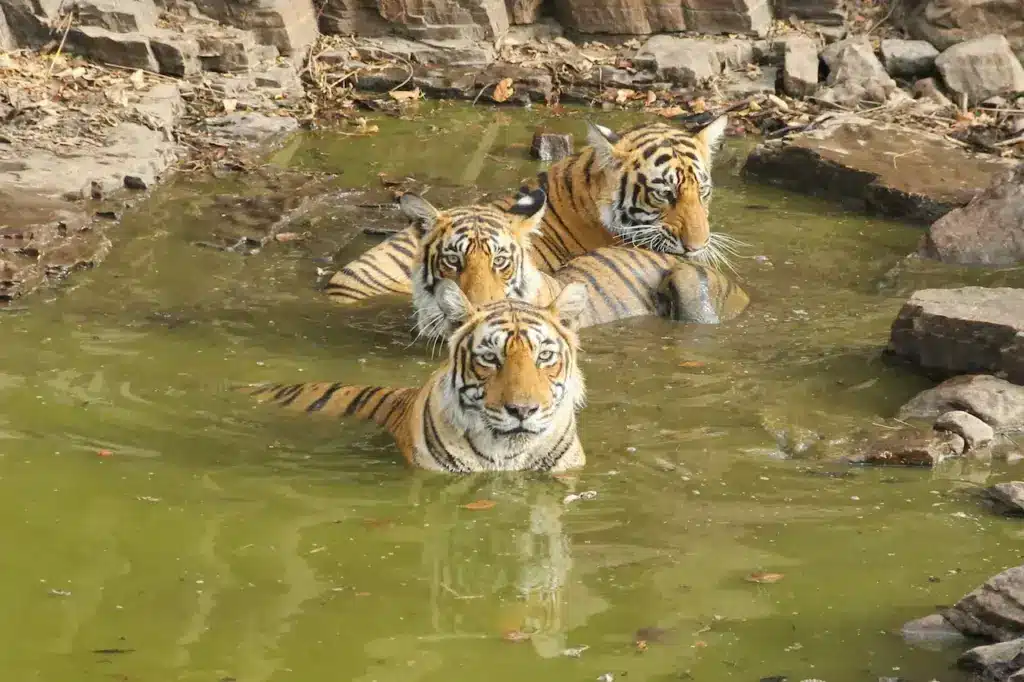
[{"xmin": 2, "ymin": 103, "xmax": 1024, "ymax": 682}]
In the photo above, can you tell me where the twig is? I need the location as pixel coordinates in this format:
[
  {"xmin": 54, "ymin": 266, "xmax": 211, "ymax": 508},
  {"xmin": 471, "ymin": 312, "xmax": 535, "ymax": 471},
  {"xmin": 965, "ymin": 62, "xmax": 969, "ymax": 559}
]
[
  {"xmin": 993, "ymin": 132, "xmax": 1024, "ymax": 148},
  {"xmin": 472, "ymin": 81, "xmax": 495, "ymax": 105},
  {"xmin": 46, "ymin": 12, "xmax": 74, "ymax": 76},
  {"xmin": 867, "ymin": 0, "xmax": 900, "ymax": 35}
]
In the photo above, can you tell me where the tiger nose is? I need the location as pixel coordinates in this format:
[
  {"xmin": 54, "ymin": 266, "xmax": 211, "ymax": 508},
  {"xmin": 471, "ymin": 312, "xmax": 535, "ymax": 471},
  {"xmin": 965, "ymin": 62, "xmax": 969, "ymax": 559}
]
[{"xmin": 504, "ymin": 403, "xmax": 539, "ymax": 421}]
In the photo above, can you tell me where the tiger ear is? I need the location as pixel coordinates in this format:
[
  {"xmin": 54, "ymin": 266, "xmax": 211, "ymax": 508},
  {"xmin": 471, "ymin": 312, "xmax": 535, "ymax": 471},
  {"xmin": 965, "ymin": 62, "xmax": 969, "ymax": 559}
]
[
  {"xmin": 435, "ymin": 279, "xmax": 476, "ymax": 328},
  {"xmin": 586, "ymin": 121, "xmax": 621, "ymax": 169},
  {"xmin": 549, "ymin": 282, "xmax": 589, "ymax": 330},
  {"xmin": 506, "ymin": 188, "xmax": 546, "ymax": 236},
  {"xmin": 399, "ymin": 193, "xmax": 440, "ymax": 237},
  {"xmin": 694, "ymin": 114, "xmax": 728, "ymax": 161}
]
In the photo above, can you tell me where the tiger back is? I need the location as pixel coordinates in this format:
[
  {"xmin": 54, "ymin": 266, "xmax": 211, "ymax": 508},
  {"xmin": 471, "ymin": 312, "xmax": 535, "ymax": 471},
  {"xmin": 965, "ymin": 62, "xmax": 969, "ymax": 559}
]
[
  {"xmin": 400, "ymin": 191, "xmax": 749, "ymax": 340},
  {"xmin": 242, "ymin": 281, "xmax": 591, "ymax": 473},
  {"xmin": 325, "ymin": 115, "xmax": 729, "ymax": 304}
]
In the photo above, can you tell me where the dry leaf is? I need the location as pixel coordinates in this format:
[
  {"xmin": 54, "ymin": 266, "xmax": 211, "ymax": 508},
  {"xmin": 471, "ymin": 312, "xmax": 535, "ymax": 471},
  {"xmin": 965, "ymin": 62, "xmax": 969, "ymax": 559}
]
[
  {"xmin": 614, "ymin": 88, "xmax": 633, "ymax": 104},
  {"xmin": 644, "ymin": 90, "xmax": 657, "ymax": 106},
  {"xmin": 274, "ymin": 232, "xmax": 304, "ymax": 243},
  {"xmin": 492, "ymin": 78, "xmax": 514, "ymax": 103},
  {"xmin": 635, "ymin": 640, "xmax": 648, "ymax": 652},
  {"xmin": 222, "ymin": 98, "xmax": 238, "ymax": 113},
  {"xmin": 745, "ymin": 571, "xmax": 785, "ymax": 584},
  {"xmin": 656, "ymin": 106, "xmax": 685, "ymax": 118},
  {"xmin": 129, "ymin": 69, "xmax": 145, "ymax": 89},
  {"xmin": 389, "ymin": 87, "xmax": 421, "ymax": 102},
  {"xmin": 502, "ymin": 630, "xmax": 531, "ymax": 642},
  {"xmin": 691, "ymin": 97, "xmax": 707, "ymax": 113},
  {"xmin": 463, "ymin": 499, "xmax": 497, "ymax": 511},
  {"xmin": 678, "ymin": 361, "xmax": 704, "ymax": 368}
]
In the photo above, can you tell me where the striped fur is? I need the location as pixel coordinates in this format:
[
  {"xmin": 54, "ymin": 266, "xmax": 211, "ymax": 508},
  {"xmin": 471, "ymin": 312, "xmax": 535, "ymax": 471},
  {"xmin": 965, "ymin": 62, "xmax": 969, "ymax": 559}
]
[
  {"xmin": 325, "ymin": 116, "xmax": 730, "ymax": 304},
  {"xmin": 242, "ymin": 282, "xmax": 590, "ymax": 473},
  {"xmin": 405, "ymin": 192, "xmax": 749, "ymax": 340}
]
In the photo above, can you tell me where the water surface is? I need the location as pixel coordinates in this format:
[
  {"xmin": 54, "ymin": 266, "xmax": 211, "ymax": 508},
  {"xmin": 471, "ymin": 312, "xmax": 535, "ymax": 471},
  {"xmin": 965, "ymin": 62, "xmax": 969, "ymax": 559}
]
[{"xmin": 2, "ymin": 103, "xmax": 1023, "ymax": 682}]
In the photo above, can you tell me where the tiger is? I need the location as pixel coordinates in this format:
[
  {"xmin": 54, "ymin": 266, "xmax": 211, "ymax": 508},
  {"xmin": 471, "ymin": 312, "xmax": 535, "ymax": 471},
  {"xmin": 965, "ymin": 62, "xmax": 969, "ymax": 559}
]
[
  {"xmin": 402, "ymin": 189, "xmax": 750, "ymax": 341},
  {"xmin": 325, "ymin": 115, "xmax": 732, "ymax": 304},
  {"xmin": 242, "ymin": 280, "xmax": 590, "ymax": 473}
]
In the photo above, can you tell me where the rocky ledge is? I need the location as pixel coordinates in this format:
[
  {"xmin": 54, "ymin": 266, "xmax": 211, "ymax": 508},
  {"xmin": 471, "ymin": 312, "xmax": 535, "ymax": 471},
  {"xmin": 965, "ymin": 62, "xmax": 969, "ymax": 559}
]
[{"xmin": 904, "ymin": 563, "xmax": 1024, "ymax": 681}]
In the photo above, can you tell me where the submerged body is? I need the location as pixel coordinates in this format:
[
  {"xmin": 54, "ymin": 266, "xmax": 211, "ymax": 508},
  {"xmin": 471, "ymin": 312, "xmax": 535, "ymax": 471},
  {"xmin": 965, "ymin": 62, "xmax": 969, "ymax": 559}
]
[
  {"xmin": 326, "ymin": 116, "xmax": 730, "ymax": 304},
  {"xmin": 403, "ymin": 191, "xmax": 750, "ymax": 341},
  {"xmin": 245, "ymin": 283, "xmax": 591, "ymax": 473}
]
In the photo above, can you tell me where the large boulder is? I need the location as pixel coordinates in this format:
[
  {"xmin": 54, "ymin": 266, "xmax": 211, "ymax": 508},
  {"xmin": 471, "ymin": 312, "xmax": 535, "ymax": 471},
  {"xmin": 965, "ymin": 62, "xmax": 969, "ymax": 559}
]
[
  {"xmin": 935, "ymin": 34, "xmax": 1024, "ymax": 106},
  {"xmin": 881, "ymin": 38, "xmax": 939, "ymax": 78},
  {"xmin": 958, "ymin": 639, "xmax": 1024, "ymax": 682},
  {"xmin": 742, "ymin": 115, "xmax": 1018, "ymax": 224},
  {"xmin": 633, "ymin": 36, "xmax": 757, "ymax": 85},
  {"xmin": 984, "ymin": 481, "xmax": 1024, "ymax": 516},
  {"xmin": 902, "ymin": 0, "xmax": 1024, "ymax": 60},
  {"xmin": 774, "ymin": 0, "xmax": 846, "ymax": 26},
  {"xmin": 921, "ymin": 163, "xmax": 1024, "ymax": 266},
  {"xmin": 191, "ymin": 0, "xmax": 323, "ymax": 54},
  {"xmin": 899, "ymin": 374, "xmax": 1024, "ymax": 432},
  {"xmin": 554, "ymin": 0, "xmax": 771, "ymax": 35},
  {"xmin": 782, "ymin": 35, "xmax": 819, "ymax": 97},
  {"xmin": 888, "ymin": 288, "xmax": 1024, "ymax": 386},
  {"xmin": 818, "ymin": 37, "xmax": 903, "ymax": 106},
  {"xmin": 944, "ymin": 564, "xmax": 1024, "ymax": 641}
]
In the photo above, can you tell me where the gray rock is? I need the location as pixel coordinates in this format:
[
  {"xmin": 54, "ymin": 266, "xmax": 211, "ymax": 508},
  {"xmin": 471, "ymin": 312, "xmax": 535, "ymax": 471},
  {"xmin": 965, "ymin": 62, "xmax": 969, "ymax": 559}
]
[
  {"xmin": 709, "ymin": 38, "xmax": 756, "ymax": 70},
  {"xmin": 195, "ymin": 28, "xmax": 262, "ymax": 73},
  {"xmin": 944, "ymin": 565, "xmax": 1024, "ymax": 642},
  {"xmin": 901, "ymin": 613, "xmax": 969, "ymax": 650},
  {"xmin": 782, "ymin": 35, "xmax": 819, "ymax": 98},
  {"xmin": 0, "ymin": 0, "xmax": 56, "ymax": 48},
  {"xmin": 821, "ymin": 35, "xmax": 868, "ymax": 70},
  {"xmin": 957, "ymin": 638, "xmax": 1024, "ymax": 681},
  {"xmin": 192, "ymin": 0, "xmax": 319, "ymax": 57},
  {"xmin": 148, "ymin": 29, "xmax": 200, "ymax": 77},
  {"xmin": 73, "ymin": 0, "xmax": 158, "ymax": 33},
  {"xmin": 530, "ymin": 130, "xmax": 573, "ymax": 162},
  {"xmin": 902, "ymin": 0, "xmax": 1024, "ymax": 61},
  {"xmin": 722, "ymin": 65, "xmax": 778, "ymax": 98},
  {"xmin": 130, "ymin": 82, "xmax": 183, "ymax": 136},
  {"xmin": 881, "ymin": 38, "xmax": 939, "ymax": 78},
  {"xmin": 0, "ymin": 5, "xmax": 14, "ymax": 50},
  {"xmin": 204, "ymin": 112, "xmax": 300, "ymax": 143},
  {"xmin": 888, "ymin": 289, "xmax": 1024, "ymax": 386},
  {"xmin": 252, "ymin": 62, "xmax": 304, "ymax": 96},
  {"xmin": 985, "ymin": 482, "xmax": 1024, "ymax": 516},
  {"xmin": 921, "ymin": 164, "xmax": 1024, "ymax": 267},
  {"xmin": 936, "ymin": 410, "xmax": 996, "ymax": 450},
  {"xmin": 65, "ymin": 26, "xmax": 159, "ymax": 72},
  {"xmin": 774, "ymin": 0, "xmax": 845, "ymax": 26},
  {"xmin": 742, "ymin": 115, "xmax": 1018, "ymax": 225},
  {"xmin": 351, "ymin": 36, "xmax": 494, "ymax": 67},
  {"xmin": 913, "ymin": 76, "xmax": 954, "ymax": 109},
  {"xmin": 819, "ymin": 38, "xmax": 903, "ymax": 106},
  {"xmin": 936, "ymin": 35, "xmax": 1024, "ymax": 106},
  {"xmin": 635, "ymin": 36, "xmax": 722, "ymax": 86},
  {"xmin": 900, "ymin": 375, "xmax": 1024, "ymax": 432}
]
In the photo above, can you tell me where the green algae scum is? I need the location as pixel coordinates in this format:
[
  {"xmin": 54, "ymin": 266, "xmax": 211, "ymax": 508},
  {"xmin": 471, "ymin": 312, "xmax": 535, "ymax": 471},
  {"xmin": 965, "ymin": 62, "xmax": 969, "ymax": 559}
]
[{"xmin": 1, "ymin": 104, "xmax": 1023, "ymax": 682}]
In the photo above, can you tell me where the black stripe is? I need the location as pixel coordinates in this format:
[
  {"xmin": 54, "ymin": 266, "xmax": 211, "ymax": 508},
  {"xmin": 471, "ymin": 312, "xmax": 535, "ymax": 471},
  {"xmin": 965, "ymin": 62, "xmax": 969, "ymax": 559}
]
[
  {"xmin": 343, "ymin": 386, "xmax": 376, "ymax": 416},
  {"xmin": 278, "ymin": 384, "xmax": 307, "ymax": 407},
  {"xmin": 559, "ymin": 264, "xmax": 626, "ymax": 317},
  {"xmin": 423, "ymin": 394, "xmax": 468, "ymax": 473},
  {"xmin": 306, "ymin": 382, "xmax": 344, "ymax": 412},
  {"xmin": 589, "ymin": 250, "xmax": 652, "ymax": 307},
  {"xmin": 387, "ymin": 252, "xmax": 412, "ymax": 276}
]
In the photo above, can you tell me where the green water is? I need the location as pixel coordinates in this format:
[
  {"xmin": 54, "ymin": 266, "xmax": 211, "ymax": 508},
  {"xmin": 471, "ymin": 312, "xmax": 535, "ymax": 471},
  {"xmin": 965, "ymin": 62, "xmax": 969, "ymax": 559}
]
[{"xmin": 2, "ymin": 103, "xmax": 1024, "ymax": 682}]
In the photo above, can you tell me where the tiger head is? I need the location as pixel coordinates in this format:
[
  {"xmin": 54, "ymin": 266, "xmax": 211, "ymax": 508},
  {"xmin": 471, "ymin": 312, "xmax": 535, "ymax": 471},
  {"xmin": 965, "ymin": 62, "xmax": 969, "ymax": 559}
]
[
  {"xmin": 586, "ymin": 116, "xmax": 729, "ymax": 264},
  {"xmin": 435, "ymin": 279, "xmax": 588, "ymax": 449},
  {"xmin": 404, "ymin": 190, "xmax": 548, "ymax": 341}
]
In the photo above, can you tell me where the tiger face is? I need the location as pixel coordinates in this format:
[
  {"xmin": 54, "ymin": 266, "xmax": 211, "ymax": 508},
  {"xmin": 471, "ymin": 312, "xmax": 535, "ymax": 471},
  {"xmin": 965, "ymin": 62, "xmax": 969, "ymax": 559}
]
[
  {"xmin": 405, "ymin": 190, "xmax": 548, "ymax": 341},
  {"xmin": 587, "ymin": 116, "xmax": 728, "ymax": 262},
  {"xmin": 435, "ymin": 280, "xmax": 588, "ymax": 449}
]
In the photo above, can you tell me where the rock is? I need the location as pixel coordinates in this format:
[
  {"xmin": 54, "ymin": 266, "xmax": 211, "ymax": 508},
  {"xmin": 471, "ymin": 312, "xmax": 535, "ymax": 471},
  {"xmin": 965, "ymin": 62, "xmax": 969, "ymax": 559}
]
[
  {"xmin": 782, "ymin": 35, "xmax": 819, "ymax": 98},
  {"xmin": 72, "ymin": 0, "xmax": 157, "ymax": 33},
  {"xmin": 148, "ymin": 29, "xmax": 200, "ymax": 77},
  {"xmin": 315, "ymin": 0, "xmax": 393, "ymax": 36},
  {"xmin": 252, "ymin": 62, "xmax": 303, "ymax": 96},
  {"xmin": 888, "ymin": 289, "xmax": 1024, "ymax": 385},
  {"xmin": 901, "ymin": 613, "xmax": 969, "ymax": 650},
  {"xmin": 204, "ymin": 112, "xmax": 300, "ymax": 143},
  {"xmin": 192, "ymin": 0, "xmax": 319, "ymax": 57},
  {"xmin": 195, "ymin": 27, "xmax": 263, "ymax": 73},
  {"xmin": 936, "ymin": 35, "xmax": 1024, "ymax": 106},
  {"xmin": 774, "ymin": 0, "xmax": 846, "ymax": 26},
  {"xmin": 506, "ymin": 0, "xmax": 542, "ymax": 24},
  {"xmin": 848, "ymin": 428, "xmax": 966, "ymax": 466},
  {"xmin": 881, "ymin": 38, "xmax": 939, "ymax": 78},
  {"xmin": 742, "ymin": 115, "xmax": 1018, "ymax": 224},
  {"xmin": 353, "ymin": 0, "xmax": 509, "ymax": 40},
  {"xmin": 349, "ymin": 36, "xmax": 494, "ymax": 67},
  {"xmin": 635, "ymin": 35, "xmax": 722, "ymax": 85},
  {"xmin": 530, "ymin": 130, "xmax": 573, "ymax": 162},
  {"xmin": 556, "ymin": 0, "xmax": 770, "ymax": 35},
  {"xmin": 0, "ymin": 5, "xmax": 14, "ymax": 50},
  {"xmin": 985, "ymin": 482, "xmax": 1024, "ymax": 516},
  {"xmin": 0, "ymin": 0, "xmax": 57, "ymax": 48},
  {"xmin": 681, "ymin": 0, "xmax": 772, "ymax": 36},
  {"xmin": 935, "ymin": 410, "xmax": 995, "ymax": 450},
  {"xmin": 921, "ymin": 164, "xmax": 1024, "ymax": 266},
  {"xmin": 903, "ymin": 0, "xmax": 1024, "ymax": 59},
  {"xmin": 945, "ymin": 565, "xmax": 1024, "ymax": 642},
  {"xmin": 900, "ymin": 375, "xmax": 1024, "ymax": 432},
  {"xmin": 958, "ymin": 639, "xmax": 1024, "ymax": 680},
  {"xmin": 65, "ymin": 26, "xmax": 159, "ymax": 72},
  {"xmin": 721, "ymin": 65, "xmax": 778, "ymax": 98},
  {"xmin": 818, "ymin": 37, "xmax": 902, "ymax": 106}
]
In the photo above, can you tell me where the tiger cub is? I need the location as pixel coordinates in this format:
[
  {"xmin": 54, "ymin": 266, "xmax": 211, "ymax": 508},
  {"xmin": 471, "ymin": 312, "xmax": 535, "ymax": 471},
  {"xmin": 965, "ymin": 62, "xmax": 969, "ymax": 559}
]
[
  {"xmin": 242, "ymin": 281, "xmax": 590, "ymax": 473},
  {"xmin": 403, "ymin": 189, "xmax": 750, "ymax": 341}
]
